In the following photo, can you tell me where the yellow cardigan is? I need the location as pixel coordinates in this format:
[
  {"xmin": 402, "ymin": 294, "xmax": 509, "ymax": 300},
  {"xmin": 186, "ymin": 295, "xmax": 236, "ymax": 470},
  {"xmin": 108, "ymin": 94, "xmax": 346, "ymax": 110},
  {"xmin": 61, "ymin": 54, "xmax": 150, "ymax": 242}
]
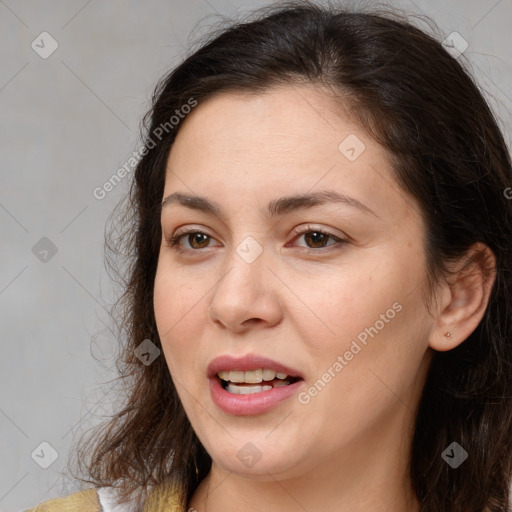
[{"xmin": 26, "ymin": 483, "xmax": 185, "ymax": 512}]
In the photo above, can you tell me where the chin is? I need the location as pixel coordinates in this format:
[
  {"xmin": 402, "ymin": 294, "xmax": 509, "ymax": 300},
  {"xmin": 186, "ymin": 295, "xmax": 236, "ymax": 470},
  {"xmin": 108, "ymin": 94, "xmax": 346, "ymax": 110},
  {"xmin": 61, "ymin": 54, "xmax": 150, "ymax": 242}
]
[{"xmin": 203, "ymin": 435, "xmax": 309, "ymax": 479}]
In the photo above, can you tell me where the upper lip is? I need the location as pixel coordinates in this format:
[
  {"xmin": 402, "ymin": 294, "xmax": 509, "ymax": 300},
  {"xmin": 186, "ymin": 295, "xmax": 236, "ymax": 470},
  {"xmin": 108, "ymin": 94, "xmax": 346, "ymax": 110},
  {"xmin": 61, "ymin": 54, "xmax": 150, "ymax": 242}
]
[{"xmin": 207, "ymin": 354, "xmax": 303, "ymax": 379}]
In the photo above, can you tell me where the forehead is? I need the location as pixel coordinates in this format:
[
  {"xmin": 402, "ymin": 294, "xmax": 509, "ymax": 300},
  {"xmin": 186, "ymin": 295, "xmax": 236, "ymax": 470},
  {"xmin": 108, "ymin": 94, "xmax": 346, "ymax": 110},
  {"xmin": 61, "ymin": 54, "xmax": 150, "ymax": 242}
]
[
  {"xmin": 164, "ymin": 85, "xmax": 414, "ymax": 222},
  {"xmin": 170, "ymin": 85, "xmax": 365, "ymax": 163}
]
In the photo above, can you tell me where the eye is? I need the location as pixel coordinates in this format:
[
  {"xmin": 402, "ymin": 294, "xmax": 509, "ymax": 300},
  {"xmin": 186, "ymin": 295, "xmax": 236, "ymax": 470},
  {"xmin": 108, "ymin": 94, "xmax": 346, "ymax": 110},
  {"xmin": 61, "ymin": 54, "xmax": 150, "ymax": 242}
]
[
  {"xmin": 165, "ymin": 224, "xmax": 347, "ymax": 253},
  {"xmin": 166, "ymin": 230, "xmax": 218, "ymax": 251},
  {"xmin": 288, "ymin": 224, "xmax": 347, "ymax": 250}
]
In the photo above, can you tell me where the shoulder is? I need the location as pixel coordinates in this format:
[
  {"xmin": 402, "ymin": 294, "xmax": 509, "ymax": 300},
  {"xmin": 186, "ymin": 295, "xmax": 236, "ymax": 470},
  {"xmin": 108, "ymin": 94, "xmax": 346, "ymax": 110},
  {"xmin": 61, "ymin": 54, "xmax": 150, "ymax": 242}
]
[
  {"xmin": 24, "ymin": 483, "xmax": 185, "ymax": 512},
  {"xmin": 24, "ymin": 488, "xmax": 100, "ymax": 512}
]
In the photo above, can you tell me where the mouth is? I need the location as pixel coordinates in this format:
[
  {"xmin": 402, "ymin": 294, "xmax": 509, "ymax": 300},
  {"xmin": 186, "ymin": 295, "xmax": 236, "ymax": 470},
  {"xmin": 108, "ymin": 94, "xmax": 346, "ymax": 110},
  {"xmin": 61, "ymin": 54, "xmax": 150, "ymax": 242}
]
[
  {"xmin": 216, "ymin": 369, "xmax": 302, "ymax": 395},
  {"xmin": 207, "ymin": 354, "xmax": 304, "ymax": 412}
]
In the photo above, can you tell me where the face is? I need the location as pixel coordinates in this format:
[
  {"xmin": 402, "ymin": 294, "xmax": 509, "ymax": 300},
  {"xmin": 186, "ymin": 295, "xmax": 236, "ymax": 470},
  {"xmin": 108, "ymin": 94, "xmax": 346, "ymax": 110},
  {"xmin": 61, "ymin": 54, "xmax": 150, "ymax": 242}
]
[{"xmin": 153, "ymin": 85, "xmax": 435, "ymax": 481}]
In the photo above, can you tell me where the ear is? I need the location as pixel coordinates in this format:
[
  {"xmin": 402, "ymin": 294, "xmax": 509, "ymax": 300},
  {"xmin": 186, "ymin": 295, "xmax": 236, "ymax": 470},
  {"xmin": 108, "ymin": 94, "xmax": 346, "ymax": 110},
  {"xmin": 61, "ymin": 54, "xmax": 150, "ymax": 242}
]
[{"xmin": 429, "ymin": 243, "xmax": 496, "ymax": 352}]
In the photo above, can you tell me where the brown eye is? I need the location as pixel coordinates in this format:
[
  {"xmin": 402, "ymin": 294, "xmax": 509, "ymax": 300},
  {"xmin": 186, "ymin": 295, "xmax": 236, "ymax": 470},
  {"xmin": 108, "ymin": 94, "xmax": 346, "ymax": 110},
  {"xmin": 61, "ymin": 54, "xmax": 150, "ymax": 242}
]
[
  {"xmin": 168, "ymin": 230, "xmax": 215, "ymax": 250},
  {"xmin": 290, "ymin": 226, "xmax": 346, "ymax": 250},
  {"xmin": 187, "ymin": 233, "xmax": 211, "ymax": 249},
  {"xmin": 167, "ymin": 226, "xmax": 346, "ymax": 253},
  {"xmin": 303, "ymin": 231, "xmax": 331, "ymax": 248}
]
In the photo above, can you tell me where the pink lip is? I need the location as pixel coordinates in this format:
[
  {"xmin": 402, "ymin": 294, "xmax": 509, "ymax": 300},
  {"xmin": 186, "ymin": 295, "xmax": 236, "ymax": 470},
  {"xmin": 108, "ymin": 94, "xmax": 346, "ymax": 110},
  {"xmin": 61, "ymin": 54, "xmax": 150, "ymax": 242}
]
[{"xmin": 207, "ymin": 354, "xmax": 304, "ymax": 416}]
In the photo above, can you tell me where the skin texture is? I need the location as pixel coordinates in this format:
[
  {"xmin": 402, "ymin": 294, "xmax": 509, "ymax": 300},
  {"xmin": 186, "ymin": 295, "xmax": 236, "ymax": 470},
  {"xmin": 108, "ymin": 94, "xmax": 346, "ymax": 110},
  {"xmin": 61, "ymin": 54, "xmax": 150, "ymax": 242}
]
[{"xmin": 153, "ymin": 84, "xmax": 495, "ymax": 512}]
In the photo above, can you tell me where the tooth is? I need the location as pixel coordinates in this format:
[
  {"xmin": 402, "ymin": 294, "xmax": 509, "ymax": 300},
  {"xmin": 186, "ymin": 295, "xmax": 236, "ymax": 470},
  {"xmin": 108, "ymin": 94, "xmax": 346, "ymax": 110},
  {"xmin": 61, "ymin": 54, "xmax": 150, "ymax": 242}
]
[
  {"xmin": 244, "ymin": 369, "xmax": 263, "ymax": 383},
  {"xmin": 228, "ymin": 370, "xmax": 245, "ymax": 383},
  {"xmin": 238, "ymin": 385, "xmax": 263, "ymax": 395},
  {"xmin": 227, "ymin": 383, "xmax": 241, "ymax": 394},
  {"xmin": 273, "ymin": 380, "xmax": 290, "ymax": 387},
  {"xmin": 220, "ymin": 369, "xmax": 291, "ymax": 384},
  {"xmin": 225, "ymin": 382, "xmax": 275, "ymax": 394},
  {"xmin": 262, "ymin": 369, "xmax": 276, "ymax": 381}
]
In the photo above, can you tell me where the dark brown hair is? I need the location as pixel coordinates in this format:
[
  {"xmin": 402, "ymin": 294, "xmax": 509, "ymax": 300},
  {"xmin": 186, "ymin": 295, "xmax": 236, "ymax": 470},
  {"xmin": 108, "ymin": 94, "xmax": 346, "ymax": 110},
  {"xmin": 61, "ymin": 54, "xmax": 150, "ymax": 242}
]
[{"xmin": 74, "ymin": 2, "xmax": 512, "ymax": 511}]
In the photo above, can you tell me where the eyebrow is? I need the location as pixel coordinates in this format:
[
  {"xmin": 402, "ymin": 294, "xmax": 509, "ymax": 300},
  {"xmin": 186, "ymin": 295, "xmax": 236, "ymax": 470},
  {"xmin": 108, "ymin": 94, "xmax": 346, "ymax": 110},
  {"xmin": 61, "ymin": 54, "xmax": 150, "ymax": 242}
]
[{"xmin": 161, "ymin": 190, "xmax": 379, "ymax": 220}]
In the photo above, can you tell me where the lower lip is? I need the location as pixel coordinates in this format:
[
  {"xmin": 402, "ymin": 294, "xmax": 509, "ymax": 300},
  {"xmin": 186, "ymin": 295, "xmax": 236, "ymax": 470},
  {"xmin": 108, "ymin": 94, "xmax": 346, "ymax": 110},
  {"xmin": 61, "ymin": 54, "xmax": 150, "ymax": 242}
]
[{"xmin": 209, "ymin": 377, "xmax": 303, "ymax": 416}]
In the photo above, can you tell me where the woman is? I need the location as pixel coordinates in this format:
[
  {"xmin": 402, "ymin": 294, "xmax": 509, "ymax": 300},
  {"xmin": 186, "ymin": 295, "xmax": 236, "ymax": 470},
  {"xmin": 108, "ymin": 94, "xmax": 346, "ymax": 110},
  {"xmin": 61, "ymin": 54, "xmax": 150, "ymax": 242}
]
[{"xmin": 28, "ymin": 1, "xmax": 512, "ymax": 511}]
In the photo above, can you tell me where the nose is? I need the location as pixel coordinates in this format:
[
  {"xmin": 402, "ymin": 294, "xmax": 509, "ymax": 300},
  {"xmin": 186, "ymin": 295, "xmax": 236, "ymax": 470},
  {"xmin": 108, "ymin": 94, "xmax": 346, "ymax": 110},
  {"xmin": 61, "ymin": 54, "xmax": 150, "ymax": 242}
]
[{"xmin": 208, "ymin": 244, "xmax": 283, "ymax": 333}]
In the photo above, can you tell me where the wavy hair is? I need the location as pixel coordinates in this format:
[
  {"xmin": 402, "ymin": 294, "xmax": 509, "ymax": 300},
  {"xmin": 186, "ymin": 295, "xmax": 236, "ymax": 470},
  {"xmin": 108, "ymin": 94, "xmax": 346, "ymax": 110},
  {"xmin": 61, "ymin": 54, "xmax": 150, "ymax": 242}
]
[{"xmin": 74, "ymin": 2, "xmax": 512, "ymax": 511}]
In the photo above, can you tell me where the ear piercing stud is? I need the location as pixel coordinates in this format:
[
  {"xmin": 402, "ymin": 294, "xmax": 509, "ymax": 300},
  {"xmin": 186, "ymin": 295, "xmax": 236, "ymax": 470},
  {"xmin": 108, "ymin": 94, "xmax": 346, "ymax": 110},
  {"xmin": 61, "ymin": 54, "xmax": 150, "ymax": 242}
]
[{"xmin": 444, "ymin": 331, "xmax": 453, "ymax": 340}]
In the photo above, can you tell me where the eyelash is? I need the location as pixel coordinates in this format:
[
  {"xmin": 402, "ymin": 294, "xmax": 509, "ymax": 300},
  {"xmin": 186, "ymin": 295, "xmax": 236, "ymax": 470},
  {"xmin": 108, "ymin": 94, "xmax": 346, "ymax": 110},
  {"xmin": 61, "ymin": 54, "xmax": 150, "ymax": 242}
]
[{"xmin": 165, "ymin": 224, "xmax": 347, "ymax": 253}]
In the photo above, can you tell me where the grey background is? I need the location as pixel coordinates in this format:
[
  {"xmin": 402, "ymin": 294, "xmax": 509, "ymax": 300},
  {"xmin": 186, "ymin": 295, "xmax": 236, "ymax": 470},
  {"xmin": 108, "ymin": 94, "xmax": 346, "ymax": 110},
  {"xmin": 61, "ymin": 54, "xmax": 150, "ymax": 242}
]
[{"xmin": 1, "ymin": 1, "xmax": 510, "ymax": 510}]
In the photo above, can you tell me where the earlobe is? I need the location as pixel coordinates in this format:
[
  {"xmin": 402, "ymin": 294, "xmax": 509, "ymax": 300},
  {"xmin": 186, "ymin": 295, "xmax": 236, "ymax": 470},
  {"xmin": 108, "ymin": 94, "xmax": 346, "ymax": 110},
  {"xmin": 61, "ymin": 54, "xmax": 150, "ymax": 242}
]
[{"xmin": 429, "ymin": 243, "xmax": 496, "ymax": 352}]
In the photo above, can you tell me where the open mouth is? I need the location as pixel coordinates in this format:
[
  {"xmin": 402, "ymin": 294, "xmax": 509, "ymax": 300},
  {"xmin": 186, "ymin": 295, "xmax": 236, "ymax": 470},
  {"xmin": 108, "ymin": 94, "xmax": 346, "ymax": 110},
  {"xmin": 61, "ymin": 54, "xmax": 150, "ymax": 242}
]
[{"xmin": 217, "ymin": 368, "xmax": 302, "ymax": 395}]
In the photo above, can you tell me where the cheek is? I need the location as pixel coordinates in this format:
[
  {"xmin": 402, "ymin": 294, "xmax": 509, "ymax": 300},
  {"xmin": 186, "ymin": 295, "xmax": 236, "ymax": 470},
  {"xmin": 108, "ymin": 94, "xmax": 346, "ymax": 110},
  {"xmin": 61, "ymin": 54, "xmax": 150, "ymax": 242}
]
[
  {"xmin": 153, "ymin": 260, "xmax": 206, "ymax": 374},
  {"xmin": 286, "ymin": 259, "xmax": 403, "ymax": 351},
  {"xmin": 291, "ymin": 249, "xmax": 429, "ymax": 385},
  {"xmin": 293, "ymin": 288, "xmax": 429, "ymax": 446},
  {"xmin": 153, "ymin": 252, "xmax": 210, "ymax": 326}
]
